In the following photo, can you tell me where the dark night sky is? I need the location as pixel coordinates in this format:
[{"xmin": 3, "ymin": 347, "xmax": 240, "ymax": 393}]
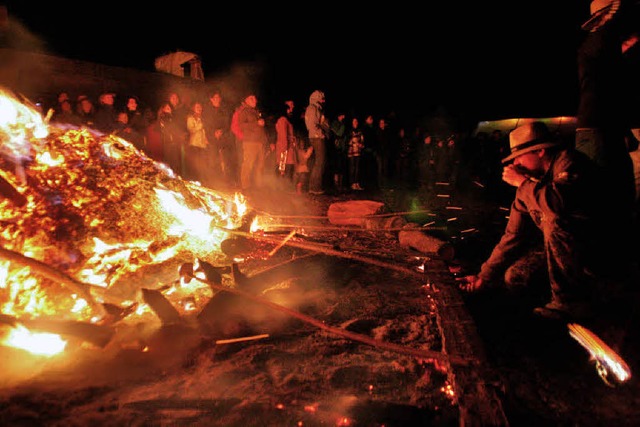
[{"xmin": 2, "ymin": 1, "xmax": 589, "ymax": 125}]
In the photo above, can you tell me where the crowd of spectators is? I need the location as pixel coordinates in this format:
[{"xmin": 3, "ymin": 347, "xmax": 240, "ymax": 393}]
[{"xmin": 39, "ymin": 86, "xmax": 525, "ymax": 202}]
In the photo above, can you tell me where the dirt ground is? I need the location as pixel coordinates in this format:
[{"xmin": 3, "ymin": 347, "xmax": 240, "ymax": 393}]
[
  {"xmin": 1, "ymin": 184, "xmax": 640, "ymax": 426},
  {"xmin": 0, "ymin": 187, "xmax": 457, "ymax": 427}
]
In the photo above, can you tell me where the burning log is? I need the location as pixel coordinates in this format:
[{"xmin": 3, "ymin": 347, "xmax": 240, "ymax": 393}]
[
  {"xmin": 141, "ymin": 288, "xmax": 182, "ymax": 325},
  {"xmin": 0, "ymin": 246, "xmax": 106, "ymax": 317},
  {"xmin": 0, "ymin": 313, "xmax": 115, "ymax": 348}
]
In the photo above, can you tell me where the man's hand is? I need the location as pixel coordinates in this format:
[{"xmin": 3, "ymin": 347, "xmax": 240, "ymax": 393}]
[
  {"xmin": 457, "ymin": 275, "xmax": 485, "ymax": 292},
  {"xmin": 502, "ymin": 164, "xmax": 528, "ymax": 187}
]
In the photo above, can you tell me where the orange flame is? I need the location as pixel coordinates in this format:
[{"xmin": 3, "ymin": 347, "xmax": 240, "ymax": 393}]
[{"xmin": 0, "ymin": 87, "xmax": 250, "ymax": 355}]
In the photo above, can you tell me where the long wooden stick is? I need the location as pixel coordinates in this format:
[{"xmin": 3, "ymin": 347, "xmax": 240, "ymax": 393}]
[
  {"xmin": 215, "ymin": 334, "xmax": 269, "ymax": 345},
  {"xmin": 260, "ymin": 224, "xmax": 447, "ymax": 232},
  {"xmin": 257, "ymin": 209, "xmax": 435, "ymax": 219},
  {"xmin": 195, "ymin": 272, "xmax": 471, "ymax": 367},
  {"xmin": 222, "ymin": 228, "xmax": 427, "ymax": 279},
  {"xmin": 267, "ymin": 229, "xmax": 296, "ymax": 257}
]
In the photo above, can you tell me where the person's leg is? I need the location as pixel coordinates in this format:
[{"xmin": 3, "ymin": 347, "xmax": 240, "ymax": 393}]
[
  {"xmin": 255, "ymin": 145, "xmax": 265, "ymax": 189},
  {"xmin": 308, "ymin": 138, "xmax": 326, "ymax": 193},
  {"xmin": 348, "ymin": 156, "xmax": 356, "ymax": 189},
  {"xmin": 353, "ymin": 156, "xmax": 362, "ymax": 189},
  {"xmin": 534, "ymin": 223, "xmax": 598, "ymax": 320},
  {"xmin": 241, "ymin": 142, "xmax": 260, "ymax": 191},
  {"xmin": 504, "ymin": 248, "xmax": 548, "ymax": 304}
]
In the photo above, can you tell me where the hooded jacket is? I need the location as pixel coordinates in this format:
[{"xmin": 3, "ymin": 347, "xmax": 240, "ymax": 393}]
[{"xmin": 304, "ymin": 90, "xmax": 326, "ymax": 139}]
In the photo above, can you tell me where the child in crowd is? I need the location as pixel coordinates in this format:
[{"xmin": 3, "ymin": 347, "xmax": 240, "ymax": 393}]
[{"xmin": 294, "ymin": 138, "xmax": 314, "ymax": 194}]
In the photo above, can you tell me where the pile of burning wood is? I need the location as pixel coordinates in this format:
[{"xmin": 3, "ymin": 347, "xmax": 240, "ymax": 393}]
[{"xmin": 0, "ymin": 86, "xmax": 255, "ymax": 356}]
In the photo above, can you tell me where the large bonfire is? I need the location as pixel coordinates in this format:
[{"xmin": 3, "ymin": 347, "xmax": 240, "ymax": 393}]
[{"xmin": 0, "ymin": 86, "xmax": 249, "ymax": 357}]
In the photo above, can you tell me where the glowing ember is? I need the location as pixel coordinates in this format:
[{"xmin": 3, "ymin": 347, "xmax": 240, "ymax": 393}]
[
  {"xmin": 441, "ymin": 382, "xmax": 456, "ymax": 398},
  {"xmin": 568, "ymin": 323, "xmax": 632, "ymax": 386},
  {"xmin": 0, "ymin": 86, "xmax": 251, "ymax": 354},
  {"xmin": 336, "ymin": 416, "xmax": 352, "ymax": 426}
]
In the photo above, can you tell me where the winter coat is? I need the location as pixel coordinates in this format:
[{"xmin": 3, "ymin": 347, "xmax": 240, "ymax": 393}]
[{"xmin": 304, "ymin": 90, "xmax": 327, "ymax": 139}]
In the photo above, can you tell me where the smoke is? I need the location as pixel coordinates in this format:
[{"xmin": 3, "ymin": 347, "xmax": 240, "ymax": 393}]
[{"xmin": 0, "ymin": 10, "xmax": 54, "ymax": 102}]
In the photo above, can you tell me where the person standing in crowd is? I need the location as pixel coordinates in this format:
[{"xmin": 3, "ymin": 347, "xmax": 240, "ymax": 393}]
[
  {"xmin": 622, "ymin": 29, "xmax": 640, "ymax": 140},
  {"xmin": 185, "ymin": 100, "xmax": 212, "ymax": 185},
  {"xmin": 234, "ymin": 93, "xmax": 269, "ymax": 192},
  {"xmin": 51, "ymin": 99, "xmax": 81, "ymax": 127},
  {"xmin": 575, "ymin": 0, "xmax": 639, "ymax": 268},
  {"xmin": 418, "ymin": 133, "xmax": 436, "ymax": 192},
  {"xmin": 396, "ymin": 126, "xmax": 417, "ymax": 188},
  {"xmin": 122, "ymin": 95, "xmax": 146, "ymax": 150},
  {"xmin": 347, "ymin": 116, "xmax": 365, "ymax": 191},
  {"xmin": 75, "ymin": 95, "xmax": 96, "ymax": 129},
  {"xmin": 304, "ymin": 89, "xmax": 329, "ymax": 195},
  {"xmin": 361, "ymin": 114, "xmax": 379, "ymax": 191},
  {"xmin": 166, "ymin": 91, "xmax": 189, "ymax": 176},
  {"xmin": 375, "ymin": 117, "xmax": 394, "ymax": 189},
  {"xmin": 203, "ymin": 88, "xmax": 235, "ymax": 188},
  {"xmin": 460, "ymin": 121, "xmax": 632, "ymax": 322},
  {"xmin": 52, "ymin": 91, "xmax": 70, "ymax": 117},
  {"xmin": 144, "ymin": 102, "xmax": 173, "ymax": 163},
  {"xmin": 94, "ymin": 91, "xmax": 118, "ymax": 133},
  {"xmin": 330, "ymin": 112, "xmax": 348, "ymax": 193},
  {"xmin": 113, "ymin": 111, "xmax": 142, "ymax": 146},
  {"xmin": 208, "ymin": 124, "xmax": 235, "ymax": 189},
  {"xmin": 621, "ymin": 19, "xmax": 640, "ymax": 249},
  {"xmin": 274, "ymin": 100, "xmax": 297, "ymax": 189}
]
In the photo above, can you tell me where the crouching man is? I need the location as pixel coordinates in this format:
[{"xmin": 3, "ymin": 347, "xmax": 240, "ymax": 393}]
[{"xmin": 460, "ymin": 121, "xmax": 635, "ymax": 322}]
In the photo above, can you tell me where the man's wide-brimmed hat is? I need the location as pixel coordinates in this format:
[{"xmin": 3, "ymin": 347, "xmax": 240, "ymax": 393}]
[
  {"xmin": 582, "ymin": 0, "xmax": 621, "ymax": 32},
  {"xmin": 502, "ymin": 122, "xmax": 561, "ymax": 164}
]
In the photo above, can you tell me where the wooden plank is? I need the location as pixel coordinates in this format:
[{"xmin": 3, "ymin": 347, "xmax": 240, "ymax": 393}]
[{"xmin": 426, "ymin": 258, "xmax": 510, "ymax": 426}]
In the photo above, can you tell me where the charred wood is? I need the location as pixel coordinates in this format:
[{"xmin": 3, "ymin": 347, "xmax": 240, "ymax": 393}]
[{"xmin": 141, "ymin": 288, "xmax": 182, "ymax": 325}]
